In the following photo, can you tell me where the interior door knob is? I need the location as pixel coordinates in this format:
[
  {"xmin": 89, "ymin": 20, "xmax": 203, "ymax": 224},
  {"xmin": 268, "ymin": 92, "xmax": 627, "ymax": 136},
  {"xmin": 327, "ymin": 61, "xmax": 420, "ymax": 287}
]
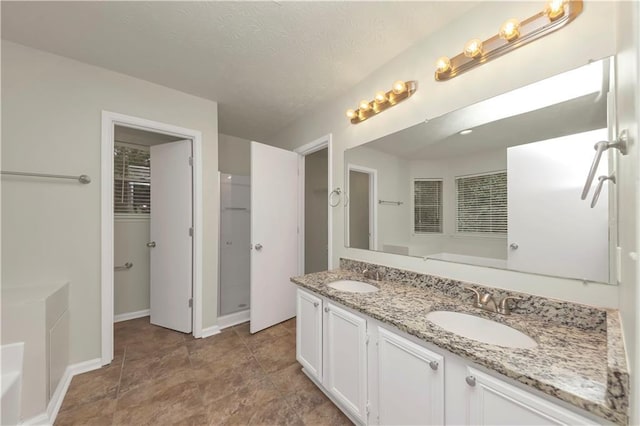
[
  {"xmin": 146, "ymin": 241, "xmax": 156, "ymax": 248},
  {"xmin": 254, "ymin": 243, "xmax": 263, "ymax": 251}
]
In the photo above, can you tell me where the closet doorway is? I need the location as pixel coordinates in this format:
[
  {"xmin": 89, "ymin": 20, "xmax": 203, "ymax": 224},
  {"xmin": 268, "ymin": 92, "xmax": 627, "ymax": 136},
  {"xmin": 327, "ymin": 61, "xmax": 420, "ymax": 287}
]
[{"xmin": 101, "ymin": 112, "xmax": 204, "ymax": 365}]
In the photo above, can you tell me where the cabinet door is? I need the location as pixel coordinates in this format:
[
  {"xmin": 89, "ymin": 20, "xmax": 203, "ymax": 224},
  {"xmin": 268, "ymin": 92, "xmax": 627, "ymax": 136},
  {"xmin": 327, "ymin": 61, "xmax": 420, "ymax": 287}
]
[
  {"xmin": 296, "ymin": 289, "xmax": 323, "ymax": 381},
  {"xmin": 465, "ymin": 368, "xmax": 598, "ymax": 425},
  {"xmin": 325, "ymin": 302, "xmax": 368, "ymax": 423},
  {"xmin": 377, "ymin": 327, "xmax": 444, "ymax": 425}
]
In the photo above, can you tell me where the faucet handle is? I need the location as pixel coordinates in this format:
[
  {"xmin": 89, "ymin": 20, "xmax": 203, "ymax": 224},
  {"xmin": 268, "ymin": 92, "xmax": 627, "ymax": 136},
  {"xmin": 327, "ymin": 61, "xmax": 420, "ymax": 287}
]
[
  {"xmin": 464, "ymin": 287, "xmax": 481, "ymax": 307},
  {"xmin": 497, "ymin": 296, "xmax": 523, "ymax": 315}
]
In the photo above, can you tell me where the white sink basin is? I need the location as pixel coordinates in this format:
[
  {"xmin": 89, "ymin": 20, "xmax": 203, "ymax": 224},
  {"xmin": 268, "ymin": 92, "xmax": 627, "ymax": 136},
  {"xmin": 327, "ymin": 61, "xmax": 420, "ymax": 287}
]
[
  {"xmin": 426, "ymin": 311, "xmax": 537, "ymax": 349},
  {"xmin": 327, "ymin": 280, "xmax": 379, "ymax": 293}
]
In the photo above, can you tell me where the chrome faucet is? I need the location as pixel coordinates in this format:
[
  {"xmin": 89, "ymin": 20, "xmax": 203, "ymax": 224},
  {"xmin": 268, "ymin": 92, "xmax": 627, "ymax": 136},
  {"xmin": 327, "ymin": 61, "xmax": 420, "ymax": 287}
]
[
  {"xmin": 465, "ymin": 287, "xmax": 522, "ymax": 315},
  {"xmin": 362, "ymin": 268, "xmax": 383, "ymax": 281}
]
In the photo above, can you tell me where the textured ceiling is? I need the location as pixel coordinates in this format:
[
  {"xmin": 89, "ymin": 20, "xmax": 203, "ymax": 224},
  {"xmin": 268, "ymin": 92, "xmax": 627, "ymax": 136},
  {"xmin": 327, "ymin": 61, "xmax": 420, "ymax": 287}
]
[{"xmin": 2, "ymin": 1, "xmax": 477, "ymax": 141}]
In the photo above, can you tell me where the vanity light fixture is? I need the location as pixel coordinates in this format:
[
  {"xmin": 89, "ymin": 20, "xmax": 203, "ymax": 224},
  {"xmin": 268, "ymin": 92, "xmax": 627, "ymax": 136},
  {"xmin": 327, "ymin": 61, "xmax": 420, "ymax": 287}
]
[
  {"xmin": 434, "ymin": 0, "xmax": 583, "ymax": 81},
  {"xmin": 345, "ymin": 80, "xmax": 418, "ymax": 124}
]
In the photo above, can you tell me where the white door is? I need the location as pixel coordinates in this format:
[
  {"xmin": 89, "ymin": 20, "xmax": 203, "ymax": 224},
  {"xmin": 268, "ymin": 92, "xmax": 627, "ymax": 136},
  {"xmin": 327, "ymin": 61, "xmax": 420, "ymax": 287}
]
[
  {"xmin": 296, "ymin": 289, "xmax": 323, "ymax": 381},
  {"xmin": 250, "ymin": 142, "xmax": 299, "ymax": 333},
  {"xmin": 324, "ymin": 302, "xmax": 368, "ymax": 423},
  {"xmin": 507, "ymin": 128, "xmax": 609, "ymax": 282},
  {"xmin": 149, "ymin": 140, "xmax": 193, "ymax": 333},
  {"xmin": 377, "ymin": 327, "xmax": 444, "ymax": 425}
]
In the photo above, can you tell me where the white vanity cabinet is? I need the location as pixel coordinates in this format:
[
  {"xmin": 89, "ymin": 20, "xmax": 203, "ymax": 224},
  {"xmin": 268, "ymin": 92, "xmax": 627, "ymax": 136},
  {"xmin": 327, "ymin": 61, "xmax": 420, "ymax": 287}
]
[
  {"xmin": 295, "ymin": 288, "xmax": 604, "ymax": 426},
  {"xmin": 373, "ymin": 326, "xmax": 444, "ymax": 425},
  {"xmin": 324, "ymin": 302, "xmax": 369, "ymax": 424},
  {"xmin": 296, "ymin": 289, "xmax": 323, "ymax": 381},
  {"xmin": 454, "ymin": 365, "xmax": 599, "ymax": 426}
]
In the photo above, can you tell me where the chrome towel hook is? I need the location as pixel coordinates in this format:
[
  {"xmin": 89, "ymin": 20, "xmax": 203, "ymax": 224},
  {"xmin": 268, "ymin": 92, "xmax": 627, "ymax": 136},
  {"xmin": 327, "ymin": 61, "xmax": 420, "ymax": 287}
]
[
  {"xmin": 329, "ymin": 187, "xmax": 342, "ymax": 207},
  {"xmin": 581, "ymin": 130, "xmax": 627, "ymax": 200}
]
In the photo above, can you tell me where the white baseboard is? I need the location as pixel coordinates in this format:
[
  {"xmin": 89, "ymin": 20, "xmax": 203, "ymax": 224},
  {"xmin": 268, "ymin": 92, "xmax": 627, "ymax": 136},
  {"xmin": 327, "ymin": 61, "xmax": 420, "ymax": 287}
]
[
  {"xmin": 217, "ymin": 309, "xmax": 250, "ymax": 330},
  {"xmin": 200, "ymin": 325, "xmax": 221, "ymax": 338},
  {"xmin": 20, "ymin": 358, "xmax": 102, "ymax": 426},
  {"xmin": 114, "ymin": 309, "xmax": 150, "ymax": 323}
]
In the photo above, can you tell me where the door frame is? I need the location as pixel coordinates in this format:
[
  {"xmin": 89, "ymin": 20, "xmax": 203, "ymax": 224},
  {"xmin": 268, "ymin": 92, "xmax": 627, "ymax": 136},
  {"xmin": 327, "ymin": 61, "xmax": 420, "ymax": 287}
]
[
  {"xmin": 346, "ymin": 163, "xmax": 378, "ymax": 251},
  {"xmin": 101, "ymin": 111, "xmax": 204, "ymax": 365},
  {"xmin": 295, "ymin": 134, "xmax": 333, "ymax": 274}
]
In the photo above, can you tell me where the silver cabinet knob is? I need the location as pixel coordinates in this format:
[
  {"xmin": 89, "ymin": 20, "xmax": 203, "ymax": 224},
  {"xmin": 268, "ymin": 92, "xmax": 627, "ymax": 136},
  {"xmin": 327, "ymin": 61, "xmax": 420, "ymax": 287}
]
[
  {"xmin": 509, "ymin": 243, "xmax": 519, "ymax": 250},
  {"xmin": 313, "ymin": 302, "xmax": 319, "ymax": 308},
  {"xmin": 466, "ymin": 375, "xmax": 476, "ymax": 386},
  {"xmin": 146, "ymin": 241, "xmax": 156, "ymax": 248},
  {"xmin": 254, "ymin": 243, "xmax": 263, "ymax": 251},
  {"xmin": 324, "ymin": 307, "xmax": 329, "ymax": 313},
  {"xmin": 429, "ymin": 360, "xmax": 439, "ymax": 370}
]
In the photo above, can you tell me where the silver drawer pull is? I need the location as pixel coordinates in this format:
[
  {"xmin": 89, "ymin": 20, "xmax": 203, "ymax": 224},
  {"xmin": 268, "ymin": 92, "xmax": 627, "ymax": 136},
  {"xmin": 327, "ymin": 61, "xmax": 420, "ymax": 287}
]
[
  {"xmin": 429, "ymin": 360, "xmax": 439, "ymax": 370},
  {"xmin": 466, "ymin": 375, "xmax": 476, "ymax": 387}
]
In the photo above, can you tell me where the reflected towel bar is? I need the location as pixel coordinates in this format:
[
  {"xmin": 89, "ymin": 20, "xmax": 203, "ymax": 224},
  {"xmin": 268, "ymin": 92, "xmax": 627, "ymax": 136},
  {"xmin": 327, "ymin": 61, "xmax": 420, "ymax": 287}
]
[
  {"xmin": 1, "ymin": 171, "xmax": 91, "ymax": 184},
  {"xmin": 379, "ymin": 200, "xmax": 403, "ymax": 206}
]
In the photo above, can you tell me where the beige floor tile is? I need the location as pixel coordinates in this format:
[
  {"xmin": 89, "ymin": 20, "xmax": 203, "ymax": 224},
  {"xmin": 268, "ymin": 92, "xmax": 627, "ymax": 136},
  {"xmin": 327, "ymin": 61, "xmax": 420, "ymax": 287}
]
[
  {"xmin": 252, "ymin": 334, "xmax": 297, "ymax": 374},
  {"xmin": 300, "ymin": 400, "xmax": 353, "ymax": 426},
  {"xmin": 268, "ymin": 363, "xmax": 317, "ymax": 395},
  {"xmin": 57, "ymin": 317, "xmax": 352, "ymax": 426},
  {"xmin": 205, "ymin": 378, "xmax": 280, "ymax": 425},
  {"xmin": 54, "ymin": 398, "xmax": 117, "ymax": 426}
]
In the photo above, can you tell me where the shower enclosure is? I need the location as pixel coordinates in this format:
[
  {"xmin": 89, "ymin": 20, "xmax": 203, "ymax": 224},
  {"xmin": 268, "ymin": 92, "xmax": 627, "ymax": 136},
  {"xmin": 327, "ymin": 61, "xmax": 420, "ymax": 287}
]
[{"xmin": 218, "ymin": 173, "xmax": 251, "ymax": 316}]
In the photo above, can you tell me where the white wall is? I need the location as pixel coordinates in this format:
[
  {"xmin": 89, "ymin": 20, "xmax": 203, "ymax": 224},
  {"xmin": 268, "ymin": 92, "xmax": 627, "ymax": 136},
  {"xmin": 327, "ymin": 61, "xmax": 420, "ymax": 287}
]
[
  {"xmin": 1, "ymin": 41, "xmax": 220, "ymax": 364},
  {"xmin": 114, "ymin": 218, "xmax": 150, "ymax": 316},
  {"xmin": 615, "ymin": 1, "xmax": 640, "ymax": 424},
  {"xmin": 267, "ymin": 1, "xmax": 620, "ymax": 307},
  {"xmin": 219, "ymin": 133, "xmax": 250, "ymax": 175}
]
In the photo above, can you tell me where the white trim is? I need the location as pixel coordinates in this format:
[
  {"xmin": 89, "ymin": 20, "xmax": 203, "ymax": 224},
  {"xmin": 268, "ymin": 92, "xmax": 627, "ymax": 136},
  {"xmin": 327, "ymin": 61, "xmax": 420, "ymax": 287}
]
[
  {"xmin": 217, "ymin": 309, "xmax": 250, "ymax": 330},
  {"xmin": 101, "ymin": 111, "xmax": 204, "ymax": 366},
  {"xmin": 346, "ymin": 163, "xmax": 378, "ymax": 251},
  {"xmin": 295, "ymin": 134, "xmax": 333, "ymax": 273},
  {"xmin": 201, "ymin": 325, "xmax": 221, "ymax": 338},
  {"xmin": 114, "ymin": 309, "xmax": 150, "ymax": 323},
  {"xmin": 21, "ymin": 358, "xmax": 102, "ymax": 426}
]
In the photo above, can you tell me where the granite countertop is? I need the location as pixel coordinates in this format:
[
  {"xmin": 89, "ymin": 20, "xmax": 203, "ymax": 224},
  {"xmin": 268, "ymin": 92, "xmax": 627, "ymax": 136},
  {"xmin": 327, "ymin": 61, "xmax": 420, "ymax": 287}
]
[{"xmin": 291, "ymin": 263, "xmax": 629, "ymax": 425}]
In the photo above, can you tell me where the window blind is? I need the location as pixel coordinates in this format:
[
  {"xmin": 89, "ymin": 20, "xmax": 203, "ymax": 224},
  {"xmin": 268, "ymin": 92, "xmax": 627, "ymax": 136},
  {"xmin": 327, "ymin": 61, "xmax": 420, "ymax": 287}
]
[
  {"xmin": 414, "ymin": 179, "xmax": 443, "ymax": 233},
  {"xmin": 456, "ymin": 171, "xmax": 507, "ymax": 234},
  {"xmin": 114, "ymin": 144, "xmax": 151, "ymax": 214}
]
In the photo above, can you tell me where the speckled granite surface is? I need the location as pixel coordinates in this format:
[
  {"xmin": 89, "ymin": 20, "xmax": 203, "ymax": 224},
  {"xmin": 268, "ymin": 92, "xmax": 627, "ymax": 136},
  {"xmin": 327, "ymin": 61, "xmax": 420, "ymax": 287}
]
[{"xmin": 291, "ymin": 259, "xmax": 629, "ymax": 425}]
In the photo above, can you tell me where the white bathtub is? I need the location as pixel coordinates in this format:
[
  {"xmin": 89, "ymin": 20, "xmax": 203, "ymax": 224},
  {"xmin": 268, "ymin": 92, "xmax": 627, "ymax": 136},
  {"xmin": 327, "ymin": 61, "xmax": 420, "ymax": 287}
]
[{"xmin": 2, "ymin": 342, "xmax": 24, "ymax": 426}]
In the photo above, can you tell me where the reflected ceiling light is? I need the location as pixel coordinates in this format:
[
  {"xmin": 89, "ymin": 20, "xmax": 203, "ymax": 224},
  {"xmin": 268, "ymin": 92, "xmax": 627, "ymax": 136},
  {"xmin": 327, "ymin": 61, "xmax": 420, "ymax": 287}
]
[
  {"xmin": 459, "ymin": 129, "xmax": 473, "ymax": 135},
  {"xmin": 434, "ymin": 0, "xmax": 583, "ymax": 81},
  {"xmin": 345, "ymin": 80, "xmax": 418, "ymax": 124}
]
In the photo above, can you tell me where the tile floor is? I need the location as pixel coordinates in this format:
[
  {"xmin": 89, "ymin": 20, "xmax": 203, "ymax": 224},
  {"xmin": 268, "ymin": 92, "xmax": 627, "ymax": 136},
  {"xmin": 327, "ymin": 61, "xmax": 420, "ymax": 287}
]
[{"xmin": 55, "ymin": 317, "xmax": 351, "ymax": 426}]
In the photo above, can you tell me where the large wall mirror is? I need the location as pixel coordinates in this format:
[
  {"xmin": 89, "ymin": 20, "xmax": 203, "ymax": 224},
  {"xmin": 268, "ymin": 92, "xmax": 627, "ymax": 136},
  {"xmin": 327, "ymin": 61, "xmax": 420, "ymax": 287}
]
[{"xmin": 345, "ymin": 57, "xmax": 615, "ymax": 284}]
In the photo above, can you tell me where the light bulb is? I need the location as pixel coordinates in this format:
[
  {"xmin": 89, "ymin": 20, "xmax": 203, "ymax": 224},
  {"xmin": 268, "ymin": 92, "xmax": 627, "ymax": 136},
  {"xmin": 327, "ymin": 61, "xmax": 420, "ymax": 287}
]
[
  {"xmin": 359, "ymin": 100, "xmax": 371, "ymax": 111},
  {"xmin": 463, "ymin": 39, "xmax": 483, "ymax": 58},
  {"xmin": 374, "ymin": 91, "xmax": 387, "ymax": 104},
  {"xmin": 435, "ymin": 56, "xmax": 452, "ymax": 73},
  {"xmin": 545, "ymin": 0, "xmax": 565, "ymax": 20},
  {"xmin": 499, "ymin": 19, "xmax": 521, "ymax": 41},
  {"xmin": 392, "ymin": 80, "xmax": 407, "ymax": 95},
  {"xmin": 346, "ymin": 109, "xmax": 356, "ymax": 119}
]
